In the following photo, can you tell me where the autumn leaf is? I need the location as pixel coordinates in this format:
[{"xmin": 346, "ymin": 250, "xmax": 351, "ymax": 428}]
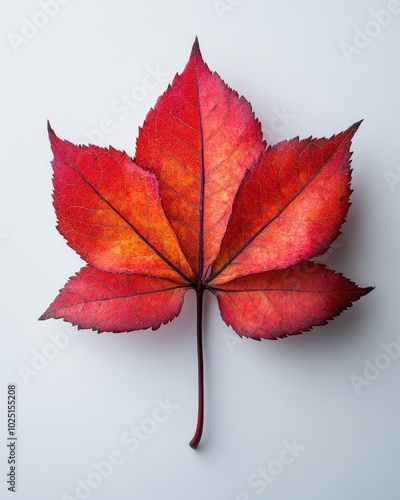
[{"xmin": 40, "ymin": 38, "xmax": 372, "ymax": 448}]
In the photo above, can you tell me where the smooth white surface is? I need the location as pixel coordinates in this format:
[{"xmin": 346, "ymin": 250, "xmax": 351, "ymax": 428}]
[{"xmin": 0, "ymin": 1, "xmax": 398, "ymax": 499}]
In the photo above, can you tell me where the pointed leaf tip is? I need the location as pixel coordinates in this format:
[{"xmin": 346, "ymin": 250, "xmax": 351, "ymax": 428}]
[
  {"xmin": 47, "ymin": 122, "xmax": 60, "ymax": 147},
  {"xmin": 340, "ymin": 120, "xmax": 363, "ymax": 147},
  {"xmin": 191, "ymin": 36, "xmax": 202, "ymax": 60},
  {"xmin": 47, "ymin": 120, "xmax": 54, "ymax": 136},
  {"xmin": 349, "ymin": 119, "xmax": 363, "ymax": 136}
]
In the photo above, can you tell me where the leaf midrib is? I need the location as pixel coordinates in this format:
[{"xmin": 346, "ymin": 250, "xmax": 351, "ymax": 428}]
[{"xmin": 193, "ymin": 43, "xmax": 205, "ymax": 283}]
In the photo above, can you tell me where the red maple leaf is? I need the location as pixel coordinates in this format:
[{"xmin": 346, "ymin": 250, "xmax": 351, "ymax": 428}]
[{"xmin": 40, "ymin": 39, "xmax": 372, "ymax": 448}]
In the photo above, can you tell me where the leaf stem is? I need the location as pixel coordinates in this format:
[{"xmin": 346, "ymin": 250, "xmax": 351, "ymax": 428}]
[{"xmin": 189, "ymin": 285, "xmax": 205, "ymax": 449}]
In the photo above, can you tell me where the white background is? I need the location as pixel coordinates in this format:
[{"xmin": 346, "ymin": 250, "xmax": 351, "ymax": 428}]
[{"xmin": 1, "ymin": 1, "xmax": 399, "ymax": 499}]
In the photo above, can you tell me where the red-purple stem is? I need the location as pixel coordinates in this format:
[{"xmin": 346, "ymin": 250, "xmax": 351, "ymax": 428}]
[{"xmin": 189, "ymin": 285, "xmax": 205, "ymax": 449}]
